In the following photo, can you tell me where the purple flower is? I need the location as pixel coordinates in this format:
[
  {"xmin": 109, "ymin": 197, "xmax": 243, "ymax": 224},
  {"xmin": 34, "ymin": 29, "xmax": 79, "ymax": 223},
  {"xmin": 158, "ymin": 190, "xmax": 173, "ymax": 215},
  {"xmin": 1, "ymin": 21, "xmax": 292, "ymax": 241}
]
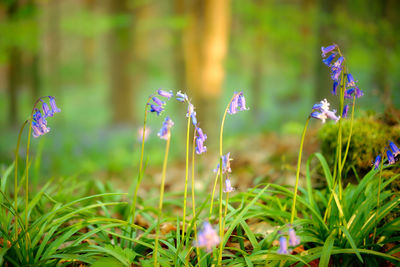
[
  {"xmin": 196, "ymin": 222, "xmax": 220, "ymax": 252},
  {"xmin": 187, "ymin": 103, "xmax": 198, "ymax": 126},
  {"xmin": 311, "ymin": 99, "xmax": 340, "ymax": 123},
  {"xmin": 354, "ymin": 87, "xmax": 364, "ymax": 98},
  {"xmin": 373, "ymin": 155, "xmax": 381, "ymax": 170},
  {"xmin": 342, "ymin": 104, "xmax": 349, "ymax": 118},
  {"xmin": 158, "ymin": 116, "xmax": 174, "ymax": 140},
  {"xmin": 322, "ymin": 53, "xmax": 337, "ymax": 66},
  {"xmin": 331, "ymin": 56, "xmax": 344, "ymax": 72},
  {"xmin": 31, "ymin": 121, "xmax": 44, "ymax": 138},
  {"xmin": 344, "ymin": 88, "xmax": 354, "ymax": 99},
  {"xmin": 42, "ymin": 102, "xmax": 53, "ymax": 118},
  {"xmin": 238, "ymin": 93, "xmax": 249, "ymax": 111},
  {"xmin": 149, "ymin": 104, "xmax": 163, "ymax": 116},
  {"xmin": 321, "ymin": 45, "xmax": 336, "ymax": 57},
  {"xmin": 288, "ymin": 228, "xmax": 300, "ymax": 247},
  {"xmin": 332, "ymin": 81, "xmax": 339, "ymax": 95},
  {"xmin": 213, "ymin": 152, "xmax": 232, "ymax": 174},
  {"xmin": 176, "ymin": 91, "xmax": 188, "ymax": 102},
  {"xmin": 157, "ymin": 89, "xmax": 173, "ymax": 99},
  {"xmin": 195, "ymin": 136, "xmax": 207, "ymax": 154},
  {"xmin": 228, "ymin": 93, "xmax": 240, "ymax": 115},
  {"xmin": 197, "ymin": 127, "xmax": 207, "ymax": 142},
  {"xmin": 387, "ymin": 150, "xmax": 395, "ymax": 165},
  {"xmin": 331, "ymin": 68, "xmax": 342, "ymax": 81},
  {"xmin": 152, "ymin": 96, "xmax": 166, "ymax": 107},
  {"xmin": 223, "ymin": 178, "xmax": 235, "ymax": 193},
  {"xmin": 277, "ymin": 236, "xmax": 289, "ymax": 254},
  {"xmin": 389, "ymin": 141, "xmax": 400, "ymax": 157},
  {"xmin": 49, "ymin": 96, "xmax": 61, "ymax": 114},
  {"xmin": 346, "ymin": 73, "xmax": 357, "ymax": 88}
]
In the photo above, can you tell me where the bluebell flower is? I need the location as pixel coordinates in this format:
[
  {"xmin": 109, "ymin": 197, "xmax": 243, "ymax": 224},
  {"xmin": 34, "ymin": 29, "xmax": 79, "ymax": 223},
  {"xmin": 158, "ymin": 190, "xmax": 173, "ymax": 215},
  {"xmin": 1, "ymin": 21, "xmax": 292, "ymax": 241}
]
[
  {"xmin": 342, "ymin": 104, "xmax": 349, "ymax": 118},
  {"xmin": 387, "ymin": 150, "xmax": 396, "ymax": 165},
  {"xmin": 157, "ymin": 89, "xmax": 173, "ymax": 99},
  {"xmin": 354, "ymin": 87, "xmax": 364, "ymax": 98},
  {"xmin": 49, "ymin": 96, "xmax": 61, "ymax": 113},
  {"xmin": 149, "ymin": 104, "xmax": 163, "ymax": 115},
  {"xmin": 238, "ymin": 93, "xmax": 249, "ymax": 111},
  {"xmin": 277, "ymin": 236, "xmax": 289, "ymax": 254},
  {"xmin": 158, "ymin": 116, "xmax": 174, "ymax": 140},
  {"xmin": 331, "ymin": 56, "xmax": 344, "ymax": 71},
  {"xmin": 42, "ymin": 102, "xmax": 53, "ymax": 117},
  {"xmin": 31, "ymin": 121, "xmax": 43, "ymax": 138},
  {"xmin": 346, "ymin": 73, "xmax": 357, "ymax": 88},
  {"xmin": 152, "ymin": 96, "xmax": 166, "ymax": 107},
  {"xmin": 311, "ymin": 99, "xmax": 340, "ymax": 123},
  {"xmin": 228, "ymin": 93, "xmax": 239, "ymax": 115},
  {"xmin": 331, "ymin": 68, "xmax": 342, "ymax": 81},
  {"xmin": 321, "ymin": 45, "xmax": 336, "ymax": 57},
  {"xmin": 389, "ymin": 141, "xmax": 400, "ymax": 157},
  {"xmin": 213, "ymin": 152, "xmax": 232, "ymax": 174},
  {"xmin": 197, "ymin": 127, "xmax": 207, "ymax": 142},
  {"xmin": 288, "ymin": 228, "xmax": 300, "ymax": 247},
  {"xmin": 332, "ymin": 81, "xmax": 339, "ymax": 95},
  {"xmin": 322, "ymin": 53, "xmax": 336, "ymax": 66},
  {"xmin": 195, "ymin": 136, "xmax": 207, "ymax": 154},
  {"xmin": 373, "ymin": 155, "xmax": 381, "ymax": 170},
  {"xmin": 195, "ymin": 222, "xmax": 220, "ymax": 252},
  {"xmin": 223, "ymin": 178, "xmax": 235, "ymax": 193},
  {"xmin": 176, "ymin": 91, "xmax": 188, "ymax": 102}
]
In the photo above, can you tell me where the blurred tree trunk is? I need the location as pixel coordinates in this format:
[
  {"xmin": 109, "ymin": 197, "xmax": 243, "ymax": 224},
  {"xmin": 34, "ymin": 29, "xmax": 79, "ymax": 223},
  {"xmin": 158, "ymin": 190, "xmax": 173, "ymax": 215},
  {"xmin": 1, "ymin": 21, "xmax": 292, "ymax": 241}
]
[
  {"xmin": 172, "ymin": 0, "xmax": 186, "ymax": 90},
  {"xmin": 6, "ymin": 2, "xmax": 21, "ymax": 126},
  {"xmin": 83, "ymin": 0, "xmax": 96, "ymax": 86},
  {"xmin": 183, "ymin": 0, "xmax": 230, "ymax": 135},
  {"xmin": 108, "ymin": 0, "xmax": 134, "ymax": 123}
]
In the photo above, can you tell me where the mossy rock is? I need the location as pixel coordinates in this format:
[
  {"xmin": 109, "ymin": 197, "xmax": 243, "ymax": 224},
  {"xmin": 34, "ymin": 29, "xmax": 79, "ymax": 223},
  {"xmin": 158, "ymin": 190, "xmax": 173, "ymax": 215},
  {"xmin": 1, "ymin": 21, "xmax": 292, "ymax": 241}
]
[{"xmin": 318, "ymin": 116, "xmax": 400, "ymax": 178}]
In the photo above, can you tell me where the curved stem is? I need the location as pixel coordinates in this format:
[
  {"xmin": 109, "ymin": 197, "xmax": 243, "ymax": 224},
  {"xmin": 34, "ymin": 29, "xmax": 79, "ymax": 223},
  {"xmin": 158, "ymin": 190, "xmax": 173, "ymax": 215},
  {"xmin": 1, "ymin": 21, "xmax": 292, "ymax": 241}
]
[
  {"xmin": 190, "ymin": 129, "xmax": 200, "ymax": 265},
  {"xmin": 154, "ymin": 136, "xmax": 171, "ymax": 267},
  {"xmin": 340, "ymin": 96, "xmax": 356, "ymax": 173},
  {"xmin": 290, "ymin": 117, "xmax": 310, "ymax": 224},
  {"xmin": 182, "ymin": 115, "xmax": 191, "ymax": 243},
  {"xmin": 14, "ymin": 120, "xmax": 27, "ymax": 240},
  {"xmin": 209, "ymin": 172, "xmax": 220, "ymax": 219},
  {"xmin": 131, "ymin": 97, "xmax": 152, "ymax": 228}
]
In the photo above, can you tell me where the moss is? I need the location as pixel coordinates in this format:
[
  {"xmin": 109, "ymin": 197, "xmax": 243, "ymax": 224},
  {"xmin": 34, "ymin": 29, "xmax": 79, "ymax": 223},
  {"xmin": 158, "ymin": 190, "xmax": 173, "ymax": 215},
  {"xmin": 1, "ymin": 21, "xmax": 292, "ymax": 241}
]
[{"xmin": 318, "ymin": 116, "xmax": 400, "ymax": 178}]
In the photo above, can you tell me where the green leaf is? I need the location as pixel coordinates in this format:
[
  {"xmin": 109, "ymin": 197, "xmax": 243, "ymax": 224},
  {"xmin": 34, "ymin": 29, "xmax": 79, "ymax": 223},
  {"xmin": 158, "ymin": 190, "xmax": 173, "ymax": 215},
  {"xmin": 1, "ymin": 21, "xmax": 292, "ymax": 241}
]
[{"xmin": 319, "ymin": 228, "xmax": 336, "ymax": 267}]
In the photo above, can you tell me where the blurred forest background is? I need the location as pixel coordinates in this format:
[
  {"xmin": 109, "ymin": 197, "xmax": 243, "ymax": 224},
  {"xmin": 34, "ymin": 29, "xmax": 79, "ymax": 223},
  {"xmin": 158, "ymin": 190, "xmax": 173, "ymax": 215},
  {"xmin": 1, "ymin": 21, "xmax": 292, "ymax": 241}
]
[{"xmin": 0, "ymin": 0, "xmax": 399, "ymax": 182}]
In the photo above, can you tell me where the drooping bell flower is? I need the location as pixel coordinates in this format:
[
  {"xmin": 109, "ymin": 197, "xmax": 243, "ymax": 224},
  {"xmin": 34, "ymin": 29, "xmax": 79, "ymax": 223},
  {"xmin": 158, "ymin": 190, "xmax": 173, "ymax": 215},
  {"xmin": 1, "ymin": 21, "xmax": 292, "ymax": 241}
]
[
  {"xmin": 321, "ymin": 45, "xmax": 336, "ymax": 58},
  {"xmin": 196, "ymin": 222, "xmax": 220, "ymax": 252},
  {"xmin": 49, "ymin": 96, "xmax": 61, "ymax": 114},
  {"xmin": 342, "ymin": 104, "xmax": 349, "ymax": 118},
  {"xmin": 152, "ymin": 96, "xmax": 166, "ymax": 107},
  {"xmin": 149, "ymin": 104, "xmax": 163, "ymax": 116},
  {"xmin": 31, "ymin": 121, "xmax": 43, "ymax": 138},
  {"xmin": 228, "ymin": 93, "xmax": 240, "ymax": 115},
  {"xmin": 197, "ymin": 127, "xmax": 207, "ymax": 142},
  {"xmin": 223, "ymin": 178, "xmax": 235, "ymax": 193},
  {"xmin": 158, "ymin": 116, "xmax": 174, "ymax": 140},
  {"xmin": 389, "ymin": 141, "xmax": 400, "ymax": 157},
  {"xmin": 213, "ymin": 152, "xmax": 232, "ymax": 174},
  {"xmin": 346, "ymin": 73, "xmax": 357, "ymax": 88},
  {"xmin": 42, "ymin": 102, "xmax": 53, "ymax": 118},
  {"xmin": 322, "ymin": 53, "xmax": 336, "ymax": 66},
  {"xmin": 312, "ymin": 98, "xmax": 330, "ymax": 112},
  {"xmin": 288, "ymin": 228, "xmax": 300, "ymax": 247},
  {"xmin": 311, "ymin": 99, "xmax": 339, "ymax": 123},
  {"xmin": 344, "ymin": 88, "xmax": 354, "ymax": 99},
  {"xmin": 373, "ymin": 155, "xmax": 381, "ymax": 170},
  {"xmin": 331, "ymin": 68, "xmax": 342, "ymax": 81},
  {"xmin": 310, "ymin": 111, "xmax": 328, "ymax": 123},
  {"xmin": 277, "ymin": 236, "xmax": 289, "ymax": 254},
  {"xmin": 157, "ymin": 89, "xmax": 173, "ymax": 100},
  {"xmin": 354, "ymin": 87, "xmax": 364, "ymax": 98},
  {"xmin": 387, "ymin": 150, "xmax": 396, "ymax": 165},
  {"xmin": 238, "ymin": 93, "xmax": 249, "ymax": 111},
  {"xmin": 332, "ymin": 81, "xmax": 339, "ymax": 95},
  {"xmin": 176, "ymin": 91, "xmax": 188, "ymax": 102},
  {"xmin": 195, "ymin": 136, "xmax": 207, "ymax": 154},
  {"xmin": 331, "ymin": 56, "xmax": 344, "ymax": 72}
]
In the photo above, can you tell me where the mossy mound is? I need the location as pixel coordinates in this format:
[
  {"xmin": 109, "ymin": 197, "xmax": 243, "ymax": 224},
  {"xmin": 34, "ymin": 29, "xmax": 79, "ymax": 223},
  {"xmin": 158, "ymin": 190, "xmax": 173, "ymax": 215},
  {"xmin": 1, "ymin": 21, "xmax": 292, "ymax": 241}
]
[{"xmin": 318, "ymin": 115, "xmax": 400, "ymax": 178}]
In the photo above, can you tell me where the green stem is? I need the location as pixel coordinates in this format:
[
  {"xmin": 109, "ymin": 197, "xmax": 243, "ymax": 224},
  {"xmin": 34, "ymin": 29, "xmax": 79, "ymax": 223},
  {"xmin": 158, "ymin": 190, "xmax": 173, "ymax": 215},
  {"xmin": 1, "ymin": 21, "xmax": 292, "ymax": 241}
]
[
  {"xmin": 130, "ymin": 97, "xmax": 151, "ymax": 232},
  {"xmin": 340, "ymin": 96, "xmax": 356, "ymax": 173},
  {"xmin": 182, "ymin": 115, "xmax": 191, "ymax": 243},
  {"xmin": 190, "ymin": 129, "xmax": 200, "ymax": 265},
  {"xmin": 290, "ymin": 117, "xmax": 310, "ymax": 224},
  {"xmin": 154, "ymin": 135, "xmax": 171, "ymax": 267},
  {"xmin": 14, "ymin": 121, "xmax": 27, "ymax": 240},
  {"xmin": 209, "ymin": 172, "xmax": 220, "ymax": 219},
  {"xmin": 217, "ymin": 93, "xmax": 238, "ymax": 266},
  {"xmin": 373, "ymin": 153, "xmax": 384, "ymax": 241}
]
